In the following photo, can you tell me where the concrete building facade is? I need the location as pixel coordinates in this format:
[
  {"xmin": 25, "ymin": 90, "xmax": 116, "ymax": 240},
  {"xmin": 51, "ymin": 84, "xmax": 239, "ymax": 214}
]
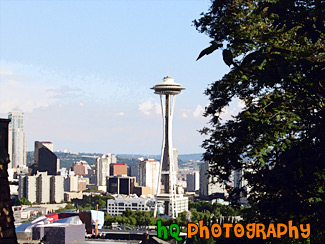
[
  {"xmin": 96, "ymin": 154, "xmax": 115, "ymax": 189},
  {"xmin": 25, "ymin": 176, "xmax": 37, "ymax": 203},
  {"xmin": 110, "ymin": 163, "xmax": 128, "ymax": 176},
  {"xmin": 20, "ymin": 172, "xmax": 64, "ymax": 204},
  {"xmin": 72, "ymin": 161, "xmax": 89, "ymax": 176},
  {"xmin": 233, "ymin": 169, "xmax": 249, "ymax": 206},
  {"xmin": 107, "ymin": 175, "xmax": 136, "ymax": 195},
  {"xmin": 37, "ymin": 172, "xmax": 51, "ymax": 203},
  {"xmin": 8, "ymin": 111, "xmax": 27, "ymax": 169},
  {"xmin": 186, "ymin": 171, "xmax": 200, "ymax": 192},
  {"xmin": 199, "ymin": 162, "xmax": 226, "ymax": 200},
  {"xmin": 107, "ymin": 195, "xmax": 155, "ymax": 216},
  {"xmin": 138, "ymin": 159, "xmax": 160, "ymax": 195},
  {"xmin": 64, "ymin": 175, "xmax": 79, "ymax": 192},
  {"xmin": 33, "ymin": 141, "xmax": 60, "ymax": 175},
  {"xmin": 50, "ymin": 175, "xmax": 64, "ymax": 203}
]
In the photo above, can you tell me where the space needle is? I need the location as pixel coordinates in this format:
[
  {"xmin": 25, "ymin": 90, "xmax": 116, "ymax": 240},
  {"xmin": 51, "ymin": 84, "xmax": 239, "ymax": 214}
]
[{"xmin": 152, "ymin": 76, "xmax": 188, "ymax": 218}]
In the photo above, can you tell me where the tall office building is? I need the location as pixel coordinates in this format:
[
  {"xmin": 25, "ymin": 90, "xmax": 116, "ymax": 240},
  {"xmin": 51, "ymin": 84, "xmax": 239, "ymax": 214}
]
[
  {"xmin": 33, "ymin": 141, "xmax": 60, "ymax": 175},
  {"xmin": 37, "ymin": 172, "xmax": 51, "ymax": 203},
  {"xmin": 173, "ymin": 148, "xmax": 179, "ymax": 175},
  {"xmin": 186, "ymin": 171, "xmax": 200, "ymax": 192},
  {"xmin": 8, "ymin": 111, "xmax": 27, "ymax": 169},
  {"xmin": 107, "ymin": 175, "xmax": 136, "ymax": 195},
  {"xmin": 233, "ymin": 169, "xmax": 249, "ymax": 206},
  {"xmin": 138, "ymin": 159, "xmax": 160, "ymax": 195},
  {"xmin": 152, "ymin": 76, "xmax": 188, "ymax": 218},
  {"xmin": 96, "ymin": 153, "xmax": 116, "ymax": 191},
  {"xmin": 20, "ymin": 172, "xmax": 64, "ymax": 204},
  {"xmin": 64, "ymin": 175, "xmax": 79, "ymax": 192},
  {"xmin": 199, "ymin": 162, "xmax": 226, "ymax": 200},
  {"xmin": 130, "ymin": 161, "xmax": 140, "ymax": 182},
  {"xmin": 50, "ymin": 175, "xmax": 64, "ymax": 203},
  {"xmin": 25, "ymin": 176, "xmax": 37, "ymax": 203}
]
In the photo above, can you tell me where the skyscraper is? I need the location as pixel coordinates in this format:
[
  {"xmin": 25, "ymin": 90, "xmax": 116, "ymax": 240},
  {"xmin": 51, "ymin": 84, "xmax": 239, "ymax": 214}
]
[
  {"xmin": 19, "ymin": 172, "xmax": 64, "ymax": 204},
  {"xmin": 33, "ymin": 141, "xmax": 60, "ymax": 175},
  {"xmin": 152, "ymin": 76, "xmax": 188, "ymax": 218},
  {"xmin": 199, "ymin": 162, "xmax": 226, "ymax": 200},
  {"xmin": 50, "ymin": 175, "xmax": 64, "ymax": 203},
  {"xmin": 138, "ymin": 159, "xmax": 160, "ymax": 195},
  {"xmin": 96, "ymin": 153, "xmax": 116, "ymax": 191},
  {"xmin": 186, "ymin": 171, "xmax": 200, "ymax": 192},
  {"xmin": 8, "ymin": 111, "xmax": 27, "ymax": 169}
]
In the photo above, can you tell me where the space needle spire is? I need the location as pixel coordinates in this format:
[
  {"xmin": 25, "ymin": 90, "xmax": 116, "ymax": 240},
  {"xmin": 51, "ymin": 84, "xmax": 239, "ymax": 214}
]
[{"xmin": 151, "ymin": 76, "xmax": 187, "ymax": 218}]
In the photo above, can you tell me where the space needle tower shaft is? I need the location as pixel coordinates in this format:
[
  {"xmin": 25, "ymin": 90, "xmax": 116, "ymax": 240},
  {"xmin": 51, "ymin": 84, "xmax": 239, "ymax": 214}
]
[{"xmin": 151, "ymin": 76, "xmax": 185, "ymax": 218}]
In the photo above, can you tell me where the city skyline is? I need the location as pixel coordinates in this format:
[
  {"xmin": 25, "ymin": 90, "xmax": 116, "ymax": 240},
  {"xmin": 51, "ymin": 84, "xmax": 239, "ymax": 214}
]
[{"xmin": 0, "ymin": 1, "xmax": 244, "ymax": 154}]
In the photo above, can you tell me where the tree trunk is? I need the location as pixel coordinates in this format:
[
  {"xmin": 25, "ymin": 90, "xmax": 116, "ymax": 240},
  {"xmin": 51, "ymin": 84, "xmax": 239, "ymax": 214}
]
[{"xmin": 0, "ymin": 118, "xmax": 18, "ymax": 244}]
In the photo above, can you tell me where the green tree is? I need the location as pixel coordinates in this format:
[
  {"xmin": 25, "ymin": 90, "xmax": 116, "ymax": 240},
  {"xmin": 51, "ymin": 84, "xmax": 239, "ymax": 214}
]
[
  {"xmin": 194, "ymin": 0, "xmax": 324, "ymax": 242},
  {"xmin": 15, "ymin": 197, "xmax": 32, "ymax": 206},
  {"xmin": 104, "ymin": 213, "xmax": 115, "ymax": 228}
]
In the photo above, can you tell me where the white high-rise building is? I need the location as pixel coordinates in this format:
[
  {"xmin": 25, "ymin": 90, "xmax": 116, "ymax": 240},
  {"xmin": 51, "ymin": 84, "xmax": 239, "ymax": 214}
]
[
  {"xmin": 19, "ymin": 171, "xmax": 64, "ymax": 204},
  {"xmin": 199, "ymin": 162, "xmax": 226, "ymax": 200},
  {"xmin": 152, "ymin": 76, "xmax": 188, "ymax": 218},
  {"xmin": 173, "ymin": 148, "xmax": 179, "ymax": 175},
  {"xmin": 25, "ymin": 176, "xmax": 37, "ymax": 203},
  {"xmin": 50, "ymin": 175, "xmax": 64, "ymax": 203},
  {"xmin": 233, "ymin": 169, "xmax": 249, "ymax": 206},
  {"xmin": 130, "ymin": 161, "xmax": 140, "ymax": 182},
  {"xmin": 37, "ymin": 172, "xmax": 51, "ymax": 203},
  {"xmin": 96, "ymin": 153, "xmax": 116, "ymax": 191},
  {"xmin": 186, "ymin": 171, "xmax": 200, "ymax": 192},
  {"xmin": 8, "ymin": 111, "xmax": 27, "ymax": 169},
  {"xmin": 138, "ymin": 159, "xmax": 160, "ymax": 195},
  {"xmin": 64, "ymin": 175, "xmax": 79, "ymax": 192}
]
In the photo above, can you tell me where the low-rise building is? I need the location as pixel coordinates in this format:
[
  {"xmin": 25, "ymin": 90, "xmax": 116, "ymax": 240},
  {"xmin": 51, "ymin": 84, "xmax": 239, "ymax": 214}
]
[
  {"xmin": 64, "ymin": 192, "xmax": 83, "ymax": 202},
  {"xmin": 107, "ymin": 195, "xmax": 155, "ymax": 216}
]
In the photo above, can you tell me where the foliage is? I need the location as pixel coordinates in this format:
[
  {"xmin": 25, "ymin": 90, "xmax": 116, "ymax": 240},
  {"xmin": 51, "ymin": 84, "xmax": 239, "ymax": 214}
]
[
  {"xmin": 75, "ymin": 194, "xmax": 114, "ymax": 211},
  {"xmin": 15, "ymin": 197, "xmax": 32, "ymax": 206},
  {"xmin": 194, "ymin": 0, "xmax": 324, "ymax": 242},
  {"xmin": 53, "ymin": 203, "xmax": 75, "ymax": 213},
  {"xmin": 104, "ymin": 210, "xmax": 157, "ymax": 228},
  {"xmin": 189, "ymin": 201, "xmax": 239, "ymax": 217}
]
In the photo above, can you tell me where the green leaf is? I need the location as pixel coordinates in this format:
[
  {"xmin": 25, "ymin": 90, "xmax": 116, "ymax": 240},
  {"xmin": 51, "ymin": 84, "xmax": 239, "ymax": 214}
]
[
  {"xmin": 222, "ymin": 49, "xmax": 233, "ymax": 66},
  {"xmin": 196, "ymin": 42, "xmax": 223, "ymax": 61}
]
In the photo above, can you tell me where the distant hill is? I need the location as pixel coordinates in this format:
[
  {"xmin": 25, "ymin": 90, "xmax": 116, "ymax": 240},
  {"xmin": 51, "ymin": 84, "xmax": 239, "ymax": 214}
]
[
  {"xmin": 27, "ymin": 151, "xmax": 203, "ymax": 169},
  {"xmin": 117, "ymin": 153, "xmax": 203, "ymax": 162},
  {"xmin": 178, "ymin": 154, "xmax": 203, "ymax": 162}
]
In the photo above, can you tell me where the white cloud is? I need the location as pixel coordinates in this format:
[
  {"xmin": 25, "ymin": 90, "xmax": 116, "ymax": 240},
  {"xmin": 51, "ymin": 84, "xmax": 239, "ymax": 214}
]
[
  {"xmin": 79, "ymin": 102, "xmax": 84, "ymax": 107},
  {"xmin": 217, "ymin": 98, "xmax": 245, "ymax": 120},
  {"xmin": 155, "ymin": 103, "xmax": 161, "ymax": 115},
  {"xmin": 0, "ymin": 79, "xmax": 56, "ymax": 113},
  {"xmin": 139, "ymin": 101, "xmax": 154, "ymax": 115},
  {"xmin": 182, "ymin": 112, "xmax": 188, "ymax": 118},
  {"xmin": 114, "ymin": 112, "xmax": 125, "ymax": 116},
  {"xmin": 193, "ymin": 104, "xmax": 204, "ymax": 118},
  {"xmin": 0, "ymin": 69, "xmax": 13, "ymax": 75},
  {"xmin": 138, "ymin": 101, "xmax": 161, "ymax": 116}
]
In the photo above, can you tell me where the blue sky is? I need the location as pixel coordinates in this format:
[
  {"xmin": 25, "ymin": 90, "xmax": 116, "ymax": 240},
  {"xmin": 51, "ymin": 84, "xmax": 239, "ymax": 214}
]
[{"xmin": 0, "ymin": 0, "xmax": 243, "ymax": 154}]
